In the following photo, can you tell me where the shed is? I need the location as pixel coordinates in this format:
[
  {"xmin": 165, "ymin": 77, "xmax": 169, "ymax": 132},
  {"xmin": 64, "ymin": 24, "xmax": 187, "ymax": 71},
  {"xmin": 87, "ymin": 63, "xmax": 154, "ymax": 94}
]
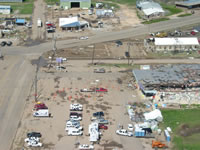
[
  {"xmin": 60, "ymin": 0, "xmax": 91, "ymax": 9},
  {"xmin": 59, "ymin": 17, "xmax": 80, "ymax": 28},
  {"xmin": 16, "ymin": 18, "xmax": 26, "ymax": 25},
  {"xmin": 0, "ymin": 5, "xmax": 11, "ymax": 14}
]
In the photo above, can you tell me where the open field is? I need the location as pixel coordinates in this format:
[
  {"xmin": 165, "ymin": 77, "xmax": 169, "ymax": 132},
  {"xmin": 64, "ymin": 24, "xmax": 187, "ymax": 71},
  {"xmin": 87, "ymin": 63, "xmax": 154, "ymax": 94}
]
[
  {"xmin": 161, "ymin": 109, "xmax": 200, "ymax": 150},
  {"xmin": 0, "ymin": 0, "xmax": 33, "ymax": 14}
]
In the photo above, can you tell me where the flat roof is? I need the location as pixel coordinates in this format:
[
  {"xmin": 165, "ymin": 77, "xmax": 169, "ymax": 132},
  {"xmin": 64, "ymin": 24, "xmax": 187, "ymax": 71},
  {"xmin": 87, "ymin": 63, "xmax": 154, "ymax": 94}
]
[
  {"xmin": 0, "ymin": 5, "xmax": 11, "ymax": 9},
  {"xmin": 175, "ymin": 0, "xmax": 200, "ymax": 6},
  {"xmin": 133, "ymin": 64, "xmax": 200, "ymax": 88},
  {"xmin": 154, "ymin": 37, "xmax": 199, "ymax": 46}
]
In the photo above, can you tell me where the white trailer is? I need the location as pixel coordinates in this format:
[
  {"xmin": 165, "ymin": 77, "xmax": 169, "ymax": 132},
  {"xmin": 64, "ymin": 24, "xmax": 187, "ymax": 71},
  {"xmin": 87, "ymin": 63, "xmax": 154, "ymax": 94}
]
[
  {"xmin": 37, "ymin": 18, "xmax": 42, "ymax": 27},
  {"xmin": 33, "ymin": 109, "xmax": 50, "ymax": 117}
]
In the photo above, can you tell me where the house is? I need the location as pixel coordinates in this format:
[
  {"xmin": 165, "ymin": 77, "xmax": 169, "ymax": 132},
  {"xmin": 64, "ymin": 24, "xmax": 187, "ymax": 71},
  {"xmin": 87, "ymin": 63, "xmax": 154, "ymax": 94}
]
[
  {"xmin": 175, "ymin": 0, "xmax": 200, "ymax": 9},
  {"xmin": 60, "ymin": 0, "xmax": 91, "ymax": 9},
  {"xmin": 0, "ymin": 5, "xmax": 11, "ymax": 14},
  {"xmin": 59, "ymin": 16, "xmax": 89, "ymax": 30},
  {"xmin": 136, "ymin": 0, "xmax": 164, "ymax": 18}
]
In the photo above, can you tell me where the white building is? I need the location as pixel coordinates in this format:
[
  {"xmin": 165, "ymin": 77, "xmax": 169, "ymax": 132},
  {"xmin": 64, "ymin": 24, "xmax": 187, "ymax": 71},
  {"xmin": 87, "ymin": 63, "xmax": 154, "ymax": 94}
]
[
  {"xmin": 153, "ymin": 37, "xmax": 200, "ymax": 51},
  {"xmin": 136, "ymin": 1, "xmax": 164, "ymax": 18},
  {"xmin": 0, "ymin": 6, "xmax": 11, "ymax": 14}
]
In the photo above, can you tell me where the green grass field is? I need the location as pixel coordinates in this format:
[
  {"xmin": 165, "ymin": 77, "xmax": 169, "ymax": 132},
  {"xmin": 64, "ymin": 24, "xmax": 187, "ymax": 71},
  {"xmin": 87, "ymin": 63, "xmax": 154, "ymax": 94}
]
[
  {"xmin": 161, "ymin": 109, "xmax": 200, "ymax": 150},
  {"xmin": 142, "ymin": 18, "xmax": 169, "ymax": 24},
  {"xmin": 178, "ymin": 13, "xmax": 192, "ymax": 17},
  {"xmin": 0, "ymin": 0, "xmax": 33, "ymax": 14},
  {"xmin": 161, "ymin": 3, "xmax": 183, "ymax": 16}
]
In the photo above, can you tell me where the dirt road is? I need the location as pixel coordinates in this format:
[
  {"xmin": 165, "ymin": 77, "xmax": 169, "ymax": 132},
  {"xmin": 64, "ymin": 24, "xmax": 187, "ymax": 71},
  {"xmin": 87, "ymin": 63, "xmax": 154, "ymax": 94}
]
[
  {"xmin": 0, "ymin": 56, "xmax": 35, "ymax": 150},
  {"xmin": 32, "ymin": 0, "xmax": 46, "ymax": 40}
]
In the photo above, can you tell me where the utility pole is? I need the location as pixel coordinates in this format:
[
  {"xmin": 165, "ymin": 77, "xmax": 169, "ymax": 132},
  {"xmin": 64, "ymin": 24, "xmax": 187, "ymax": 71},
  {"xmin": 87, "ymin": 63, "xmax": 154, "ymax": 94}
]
[{"xmin": 91, "ymin": 44, "xmax": 95, "ymax": 65}]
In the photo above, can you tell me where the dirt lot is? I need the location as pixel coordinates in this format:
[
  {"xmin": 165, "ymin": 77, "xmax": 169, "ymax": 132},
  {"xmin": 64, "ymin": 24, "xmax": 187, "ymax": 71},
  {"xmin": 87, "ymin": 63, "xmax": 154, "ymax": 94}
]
[
  {"xmin": 43, "ymin": 38, "xmax": 147, "ymax": 60},
  {"xmin": 45, "ymin": 4, "xmax": 141, "ymax": 40},
  {"xmin": 11, "ymin": 60, "xmax": 154, "ymax": 150}
]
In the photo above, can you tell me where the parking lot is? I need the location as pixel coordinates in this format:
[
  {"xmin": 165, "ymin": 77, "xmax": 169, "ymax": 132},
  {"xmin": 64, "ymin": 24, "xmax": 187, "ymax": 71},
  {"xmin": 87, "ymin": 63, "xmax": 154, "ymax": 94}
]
[{"xmin": 11, "ymin": 60, "xmax": 146, "ymax": 150}]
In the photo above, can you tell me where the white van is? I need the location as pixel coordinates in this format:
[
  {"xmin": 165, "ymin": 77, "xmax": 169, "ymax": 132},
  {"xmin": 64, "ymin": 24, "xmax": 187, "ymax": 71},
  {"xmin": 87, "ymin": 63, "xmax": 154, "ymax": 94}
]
[
  {"xmin": 70, "ymin": 115, "xmax": 82, "ymax": 121},
  {"xmin": 68, "ymin": 129, "xmax": 83, "ymax": 136},
  {"xmin": 33, "ymin": 109, "xmax": 50, "ymax": 117}
]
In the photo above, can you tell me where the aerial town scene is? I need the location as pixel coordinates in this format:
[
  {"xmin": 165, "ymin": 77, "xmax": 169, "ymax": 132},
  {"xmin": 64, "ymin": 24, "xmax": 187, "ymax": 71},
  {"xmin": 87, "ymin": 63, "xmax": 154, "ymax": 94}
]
[{"xmin": 0, "ymin": 0, "xmax": 200, "ymax": 149}]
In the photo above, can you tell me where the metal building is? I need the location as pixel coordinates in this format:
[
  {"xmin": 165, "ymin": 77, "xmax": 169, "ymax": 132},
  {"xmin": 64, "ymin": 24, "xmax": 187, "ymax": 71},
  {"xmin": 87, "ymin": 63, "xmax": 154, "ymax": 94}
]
[
  {"xmin": 0, "ymin": 6, "xmax": 11, "ymax": 14},
  {"xmin": 60, "ymin": 0, "xmax": 91, "ymax": 9}
]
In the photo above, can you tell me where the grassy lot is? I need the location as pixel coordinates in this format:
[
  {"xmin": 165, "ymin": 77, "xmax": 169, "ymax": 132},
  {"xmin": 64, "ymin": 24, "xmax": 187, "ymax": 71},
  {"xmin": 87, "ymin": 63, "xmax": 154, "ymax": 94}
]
[
  {"xmin": 161, "ymin": 3, "xmax": 183, "ymax": 16},
  {"xmin": 142, "ymin": 18, "xmax": 169, "ymax": 24},
  {"xmin": 178, "ymin": 13, "xmax": 192, "ymax": 17},
  {"xmin": 45, "ymin": 0, "xmax": 59, "ymax": 5},
  {"xmin": 92, "ymin": 1, "xmax": 120, "ymax": 10},
  {"xmin": 146, "ymin": 51, "xmax": 200, "ymax": 59},
  {"xmin": 161, "ymin": 109, "xmax": 200, "ymax": 150},
  {"xmin": 101, "ymin": 0, "xmax": 136, "ymax": 5},
  {"xmin": 94, "ymin": 63, "xmax": 140, "ymax": 69},
  {"xmin": 0, "ymin": 0, "xmax": 33, "ymax": 14}
]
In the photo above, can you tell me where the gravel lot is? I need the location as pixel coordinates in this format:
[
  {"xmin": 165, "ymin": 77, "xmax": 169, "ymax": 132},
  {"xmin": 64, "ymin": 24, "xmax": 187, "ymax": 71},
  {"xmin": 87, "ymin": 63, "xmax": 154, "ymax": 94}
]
[{"xmin": 12, "ymin": 60, "xmax": 145, "ymax": 150}]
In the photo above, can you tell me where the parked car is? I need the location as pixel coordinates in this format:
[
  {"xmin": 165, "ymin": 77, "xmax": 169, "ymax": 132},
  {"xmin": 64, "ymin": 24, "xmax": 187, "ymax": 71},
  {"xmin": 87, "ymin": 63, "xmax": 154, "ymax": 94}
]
[
  {"xmin": 80, "ymin": 36, "xmax": 88, "ymax": 40},
  {"xmin": 94, "ymin": 68, "xmax": 106, "ymax": 73},
  {"xmin": 80, "ymin": 88, "xmax": 94, "ymax": 92},
  {"xmin": 97, "ymin": 118, "xmax": 109, "ymax": 124},
  {"xmin": 34, "ymin": 103, "xmax": 48, "ymax": 110},
  {"xmin": 79, "ymin": 144, "xmax": 94, "ymax": 150},
  {"xmin": 115, "ymin": 40, "xmax": 123, "ymax": 46},
  {"xmin": 128, "ymin": 124, "xmax": 134, "ymax": 131},
  {"xmin": 99, "ymin": 124, "xmax": 108, "ymax": 130},
  {"xmin": 116, "ymin": 129, "xmax": 133, "ymax": 137},
  {"xmin": 93, "ymin": 111, "xmax": 104, "ymax": 117},
  {"xmin": 68, "ymin": 129, "xmax": 83, "ymax": 136},
  {"xmin": 70, "ymin": 112, "xmax": 82, "ymax": 117},
  {"xmin": 47, "ymin": 28, "xmax": 55, "ymax": 33},
  {"xmin": 70, "ymin": 115, "xmax": 82, "ymax": 121},
  {"xmin": 65, "ymin": 125, "xmax": 83, "ymax": 131},
  {"xmin": 6, "ymin": 41, "xmax": 12, "ymax": 46},
  {"xmin": 1, "ymin": 41, "xmax": 6, "ymax": 46},
  {"xmin": 27, "ymin": 140, "xmax": 42, "ymax": 147},
  {"xmin": 95, "ymin": 88, "xmax": 108, "ymax": 92},
  {"xmin": 24, "ymin": 137, "xmax": 40, "ymax": 142},
  {"xmin": 27, "ymin": 132, "xmax": 42, "ymax": 138},
  {"xmin": 70, "ymin": 104, "xmax": 83, "ymax": 111}
]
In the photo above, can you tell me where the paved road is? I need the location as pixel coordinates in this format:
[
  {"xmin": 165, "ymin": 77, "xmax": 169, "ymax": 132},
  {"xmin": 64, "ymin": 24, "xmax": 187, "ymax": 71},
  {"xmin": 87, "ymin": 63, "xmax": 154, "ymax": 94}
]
[
  {"xmin": 0, "ymin": 56, "xmax": 35, "ymax": 150},
  {"xmin": 3, "ymin": 13, "xmax": 200, "ymax": 56}
]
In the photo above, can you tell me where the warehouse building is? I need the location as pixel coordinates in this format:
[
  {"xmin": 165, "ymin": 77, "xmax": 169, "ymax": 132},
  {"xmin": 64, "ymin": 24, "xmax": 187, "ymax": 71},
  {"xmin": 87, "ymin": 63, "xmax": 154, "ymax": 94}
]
[
  {"xmin": 175, "ymin": 0, "xmax": 200, "ymax": 9},
  {"xmin": 136, "ymin": 0, "xmax": 164, "ymax": 18},
  {"xmin": 146, "ymin": 37, "xmax": 200, "ymax": 51},
  {"xmin": 60, "ymin": 0, "xmax": 91, "ymax": 9},
  {"xmin": 133, "ymin": 64, "xmax": 200, "ymax": 96},
  {"xmin": 0, "ymin": 5, "xmax": 10, "ymax": 14}
]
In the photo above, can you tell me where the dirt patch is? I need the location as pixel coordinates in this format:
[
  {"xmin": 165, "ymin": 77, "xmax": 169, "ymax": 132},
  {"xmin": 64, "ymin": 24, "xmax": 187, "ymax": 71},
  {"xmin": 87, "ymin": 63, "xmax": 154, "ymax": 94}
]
[
  {"xmin": 76, "ymin": 98, "xmax": 89, "ymax": 105},
  {"xmin": 56, "ymin": 90, "xmax": 67, "ymax": 100},
  {"xmin": 95, "ymin": 104, "xmax": 111, "ymax": 111},
  {"xmin": 43, "ymin": 142, "xmax": 55, "ymax": 149},
  {"xmin": 101, "ymin": 141, "xmax": 123, "ymax": 149},
  {"xmin": 179, "ymin": 124, "xmax": 200, "ymax": 137}
]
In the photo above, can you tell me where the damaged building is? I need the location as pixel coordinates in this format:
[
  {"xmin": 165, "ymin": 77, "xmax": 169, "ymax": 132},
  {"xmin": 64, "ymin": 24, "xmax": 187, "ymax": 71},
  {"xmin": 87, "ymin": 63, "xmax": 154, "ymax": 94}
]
[
  {"xmin": 133, "ymin": 65, "xmax": 200, "ymax": 96},
  {"xmin": 145, "ymin": 37, "xmax": 200, "ymax": 51}
]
